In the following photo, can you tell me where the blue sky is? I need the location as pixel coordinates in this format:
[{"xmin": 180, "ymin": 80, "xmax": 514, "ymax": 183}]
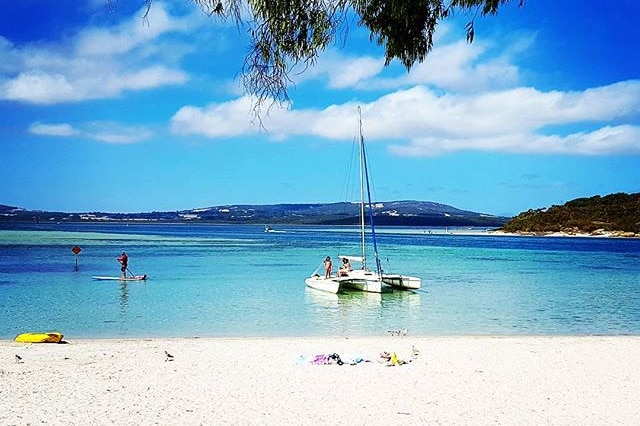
[{"xmin": 1, "ymin": 0, "xmax": 638, "ymax": 216}]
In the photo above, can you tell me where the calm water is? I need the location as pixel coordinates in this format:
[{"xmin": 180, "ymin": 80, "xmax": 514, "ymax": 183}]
[{"xmin": 1, "ymin": 223, "xmax": 639, "ymax": 339}]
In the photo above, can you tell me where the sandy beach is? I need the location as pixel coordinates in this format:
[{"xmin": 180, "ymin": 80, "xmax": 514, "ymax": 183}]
[{"xmin": 1, "ymin": 336, "xmax": 639, "ymax": 425}]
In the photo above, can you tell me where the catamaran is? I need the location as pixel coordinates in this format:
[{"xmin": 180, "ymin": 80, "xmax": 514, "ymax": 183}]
[{"xmin": 305, "ymin": 107, "xmax": 422, "ymax": 294}]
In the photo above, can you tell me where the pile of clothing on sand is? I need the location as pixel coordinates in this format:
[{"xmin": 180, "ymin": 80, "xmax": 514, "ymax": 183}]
[{"xmin": 300, "ymin": 346, "xmax": 420, "ymax": 367}]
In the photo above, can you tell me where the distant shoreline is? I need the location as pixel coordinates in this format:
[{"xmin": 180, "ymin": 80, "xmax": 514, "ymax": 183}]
[
  {"xmin": 489, "ymin": 229, "xmax": 640, "ymax": 239},
  {"xmin": 0, "ymin": 221, "xmax": 638, "ymax": 238}
]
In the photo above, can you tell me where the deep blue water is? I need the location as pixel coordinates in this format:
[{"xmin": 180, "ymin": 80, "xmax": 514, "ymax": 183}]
[{"xmin": 1, "ymin": 223, "xmax": 639, "ymax": 338}]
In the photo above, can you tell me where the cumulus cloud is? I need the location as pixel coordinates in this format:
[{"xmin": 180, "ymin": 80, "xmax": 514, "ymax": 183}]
[
  {"xmin": 291, "ymin": 52, "xmax": 385, "ymax": 89},
  {"xmin": 171, "ymin": 96, "xmax": 261, "ymax": 138},
  {"xmin": 393, "ymin": 33, "xmax": 534, "ymax": 92},
  {"xmin": 388, "ymin": 125, "xmax": 640, "ymax": 157},
  {"xmin": 292, "ymin": 31, "xmax": 530, "ymax": 93},
  {"xmin": 3, "ymin": 66, "xmax": 187, "ymax": 104},
  {"xmin": 75, "ymin": 6, "xmax": 176, "ymax": 57},
  {"xmin": 0, "ymin": 2, "xmax": 201, "ymax": 104},
  {"xmin": 171, "ymin": 80, "xmax": 640, "ymax": 156},
  {"xmin": 171, "ymin": 96, "xmax": 361, "ymax": 141}
]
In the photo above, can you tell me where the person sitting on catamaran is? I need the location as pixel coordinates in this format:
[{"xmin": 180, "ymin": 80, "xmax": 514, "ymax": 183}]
[{"xmin": 338, "ymin": 257, "xmax": 351, "ymax": 277}]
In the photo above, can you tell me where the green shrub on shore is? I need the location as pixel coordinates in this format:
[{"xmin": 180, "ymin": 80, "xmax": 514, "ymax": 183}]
[{"xmin": 502, "ymin": 192, "xmax": 640, "ymax": 235}]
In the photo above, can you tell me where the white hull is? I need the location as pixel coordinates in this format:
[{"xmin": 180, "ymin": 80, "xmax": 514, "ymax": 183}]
[
  {"xmin": 382, "ymin": 274, "xmax": 422, "ymax": 290},
  {"xmin": 305, "ymin": 270, "xmax": 393, "ymax": 294},
  {"xmin": 340, "ymin": 278, "xmax": 388, "ymax": 293},
  {"xmin": 338, "ymin": 269, "xmax": 390, "ymax": 293},
  {"xmin": 92, "ymin": 275, "xmax": 147, "ymax": 281},
  {"xmin": 305, "ymin": 276, "xmax": 340, "ymax": 294}
]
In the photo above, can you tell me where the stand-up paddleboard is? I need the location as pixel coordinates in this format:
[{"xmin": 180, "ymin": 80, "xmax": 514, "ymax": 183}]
[
  {"xmin": 92, "ymin": 275, "xmax": 148, "ymax": 281},
  {"xmin": 15, "ymin": 332, "xmax": 64, "ymax": 343}
]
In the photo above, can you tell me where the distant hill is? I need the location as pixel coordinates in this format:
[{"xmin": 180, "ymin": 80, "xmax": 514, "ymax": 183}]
[
  {"xmin": 0, "ymin": 200, "xmax": 508, "ymax": 227},
  {"xmin": 501, "ymin": 192, "xmax": 640, "ymax": 236}
]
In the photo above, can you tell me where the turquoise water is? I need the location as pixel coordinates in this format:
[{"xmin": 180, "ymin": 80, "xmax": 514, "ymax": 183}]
[{"xmin": 1, "ymin": 223, "xmax": 639, "ymax": 338}]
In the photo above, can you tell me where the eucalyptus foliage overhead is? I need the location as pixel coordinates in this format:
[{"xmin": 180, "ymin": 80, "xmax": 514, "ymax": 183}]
[{"xmin": 142, "ymin": 0, "xmax": 522, "ymax": 115}]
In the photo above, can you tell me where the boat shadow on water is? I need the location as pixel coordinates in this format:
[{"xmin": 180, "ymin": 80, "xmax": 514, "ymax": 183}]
[
  {"xmin": 304, "ymin": 287, "xmax": 423, "ymax": 333},
  {"xmin": 305, "ymin": 287, "xmax": 422, "ymax": 309}
]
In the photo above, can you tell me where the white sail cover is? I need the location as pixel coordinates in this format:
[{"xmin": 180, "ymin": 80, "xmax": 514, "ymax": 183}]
[{"xmin": 338, "ymin": 255, "xmax": 364, "ymax": 262}]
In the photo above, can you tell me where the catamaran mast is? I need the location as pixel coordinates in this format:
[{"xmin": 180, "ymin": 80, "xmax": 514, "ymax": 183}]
[
  {"xmin": 358, "ymin": 106, "xmax": 367, "ymax": 270},
  {"xmin": 357, "ymin": 106, "xmax": 382, "ymax": 276}
]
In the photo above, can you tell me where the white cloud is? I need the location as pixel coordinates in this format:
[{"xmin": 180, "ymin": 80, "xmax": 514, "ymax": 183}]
[
  {"xmin": 171, "ymin": 96, "xmax": 261, "ymax": 138},
  {"xmin": 3, "ymin": 66, "xmax": 187, "ymax": 104},
  {"xmin": 389, "ymin": 125, "xmax": 640, "ymax": 156},
  {"xmin": 368, "ymin": 38, "xmax": 523, "ymax": 93},
  {"xmin": 0, "ymin": 2, "xmax": 202, "ymax": 104},
  {"xmin": 110, "ymin": 66, "xmax": 187, "ymax": 92},
  {"xmin": 292, "ymin": 52, "xmax": 385, "ymax": 89},
  {"xmin": 89, "ymin": 129, "xmax": 153, "ymax": 144},
  {"xmin": 292, "ymin": 31, "xmax": 531, "ymax": 93},
  {"xmin": 28, "ymin": 121, "xmax": 153, "ymax": 144},
  {"xmin": 6, "ymin": 72, "xmax": 77, "ymax": 103},
  {"xmin": 75, "ymin": 5, "xmax": 176, "ymax": 57},
  {"xmin": 170, "ymin": 80, "xmax": 640, "ymax": 156},
  {"xmin": 29, "ymin": 122, "xmax": 79, "ymax": 137}
]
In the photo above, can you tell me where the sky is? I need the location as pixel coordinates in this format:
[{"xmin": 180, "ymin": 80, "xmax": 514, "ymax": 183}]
[{"xmin": 0, "ymin": 0, "xmax": 638, "ymax": 217}]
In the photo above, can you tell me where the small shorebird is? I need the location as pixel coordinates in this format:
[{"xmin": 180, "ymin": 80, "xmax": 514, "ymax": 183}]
[
  {"xmin": 411, "ymin": 345, "xmax": 420, "ymax": 358},
  {"xmin": 15, "ymin": 354, "xmax": 23, "ymax": 363},
  {"xmin": 164, "ymin": 350, "xmax": 174, "ymax": 362}
]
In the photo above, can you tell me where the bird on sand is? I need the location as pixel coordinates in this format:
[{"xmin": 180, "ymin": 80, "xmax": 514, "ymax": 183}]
[
  {"xmin": 164, "ymin": 350, "xmax": 174, "ymax": 362},
  {"xmin": 15, "ymin": 354, "xmax": 23, "ymax": 363}
]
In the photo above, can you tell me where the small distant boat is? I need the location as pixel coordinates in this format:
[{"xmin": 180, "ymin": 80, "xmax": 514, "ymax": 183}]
[
  {"xmin": 15, "ymin": 332, "xmax": 63, "ymax": 343},
  {"xmin": 264, "ymin": 225, "xmax": 285, "ymax": 233},
  {"xmin": 92, "ymin": 275, "xmax": 147, "ymax": 281}
]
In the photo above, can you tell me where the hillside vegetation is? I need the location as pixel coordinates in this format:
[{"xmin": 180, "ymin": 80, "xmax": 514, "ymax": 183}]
[
  {"xmin": 502, "ymin": 192, "xmax": 640, "ymax": 236},
  {"xmin": 0, "ymin": 201, "xmax": 508, "ymax": 227}
]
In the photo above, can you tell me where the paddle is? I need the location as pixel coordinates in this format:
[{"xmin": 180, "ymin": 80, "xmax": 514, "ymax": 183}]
[{"xmin": 126, "ymin": 267, "xmax": 136, "ymax": 278}]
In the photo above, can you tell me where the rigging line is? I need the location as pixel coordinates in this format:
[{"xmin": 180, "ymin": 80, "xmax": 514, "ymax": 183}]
[
  {"xmin": 309, "ymin": 260, "xmax": 325, "ymax": 277},
  {"xmin": 338, "ymin": 129, "xmax": 358, "ymax": 205}
]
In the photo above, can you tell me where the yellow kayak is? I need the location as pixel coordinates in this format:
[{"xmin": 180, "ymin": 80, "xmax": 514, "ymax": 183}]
[{"xmin": 15, "ymin": 332, "xmax": 64, "ymax": 343}]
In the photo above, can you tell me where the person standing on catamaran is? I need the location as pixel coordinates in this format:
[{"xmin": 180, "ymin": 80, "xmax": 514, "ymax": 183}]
[
  {"xmin": 323, "ymin": 256, "xmax": 332, "ymax": 278},
  {"xmin": 117, "ymin": 252, "xmax": 128, "ymax": 278}
]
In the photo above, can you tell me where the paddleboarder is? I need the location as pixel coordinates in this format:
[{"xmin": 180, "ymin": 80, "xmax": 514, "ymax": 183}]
[{"xmin": 117, "ymin": 252, "xmax": 128, "ymax": 278}]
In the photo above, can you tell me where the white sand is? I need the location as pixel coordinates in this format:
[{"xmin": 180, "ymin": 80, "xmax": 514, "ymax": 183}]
[{"xmin": 1, "ymin": 336, "xmax": 639, "ymax": 425}]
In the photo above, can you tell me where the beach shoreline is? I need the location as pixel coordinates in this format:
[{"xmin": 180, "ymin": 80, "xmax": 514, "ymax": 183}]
[
  {"xmin": 367, "ymin": 227, "xmax": 640, "ymax": 238},
  {"xmin": 488, "ymin": 229, "xmax": 640, "ymax": 238},
  {"xmin": 2, "ymin": 335, "xmax": 639, "ymax": 425}
]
